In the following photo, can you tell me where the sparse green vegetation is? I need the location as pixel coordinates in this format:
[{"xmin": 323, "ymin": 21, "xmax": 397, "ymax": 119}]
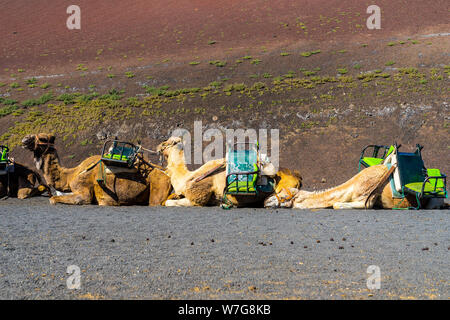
[
  {"xmin": 22, "ymin": 92, "xmax": 54, "ymax": 107},
  {"xmin": 300, "ymin": 50, "xmax": 321, "ymax": 57},
  {"xmin": 209, "ymin": 60, "xmax": 226, "ymax": 67}
]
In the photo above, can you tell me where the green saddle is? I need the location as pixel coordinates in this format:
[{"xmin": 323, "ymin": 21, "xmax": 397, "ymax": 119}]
[
  {"xmin": 101, "ymin": 140, "xmax": 138, "ymax": 168},
  {"xmin": 0, "ymin": 145, "xmax": 9, "ymax": 165},
  {"xmin": 359, "ymin": 145, "xmax": 394, "ymax": 169},
  {"xmin": 225, "ymin": 146, "xmax": 259, "ymax": 194},
  {"xmin": 227, "ymin": 163, "xmax": 258, "ymax": 193},
  {"xmin": 403, "ymin": 169, "xmax": 446, "ymax": 197},
  {"xmin": 396, "ymin": 149, "xmax": 447, "ymax": 199}
]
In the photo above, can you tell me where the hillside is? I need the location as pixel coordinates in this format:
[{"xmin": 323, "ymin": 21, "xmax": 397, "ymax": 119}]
[{"xmin": 1, "ymin": 0, "xmax": 449, "ymax": 189}]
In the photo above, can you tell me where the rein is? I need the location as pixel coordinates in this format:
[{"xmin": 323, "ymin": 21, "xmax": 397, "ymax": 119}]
[{"xmin": 34, "ymin": 135, "xmax": 55, "ymax": 156}]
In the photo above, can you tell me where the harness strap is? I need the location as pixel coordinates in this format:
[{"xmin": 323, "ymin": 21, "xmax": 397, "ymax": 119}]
[
  {"xmin": 274, "ymin": 187, "xmax": 295, "ymax": 206},
  {"xmin": 194, "ymin": 164, "xmax": 226, "ymax": 183}
]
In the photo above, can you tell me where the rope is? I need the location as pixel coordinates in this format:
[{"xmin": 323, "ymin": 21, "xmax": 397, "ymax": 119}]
[{"xmin": 139, "ymin": 146, "xmax": 157, "ymax": 154}]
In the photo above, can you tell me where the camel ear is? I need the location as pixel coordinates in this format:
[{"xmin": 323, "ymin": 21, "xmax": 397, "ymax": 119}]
[{"xmin": 49, "ymin": 135, "xmax": 55, "ymax": 144}]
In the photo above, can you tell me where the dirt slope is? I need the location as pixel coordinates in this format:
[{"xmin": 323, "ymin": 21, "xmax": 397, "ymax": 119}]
[{"xmin": 1, "ymin": 0, "xmax": 449, "ymax": 190}]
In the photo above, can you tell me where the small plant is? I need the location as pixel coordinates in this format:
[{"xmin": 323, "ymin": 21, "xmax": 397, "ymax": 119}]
[
  {"xmin": 385, "ymin": 61, "xmax": 395, "ymax": 66},
  {"xmin": 302, "ymin": 70, "xmax": 316, "ymax": 76},
  {"xmin": 337, "ymin": 68, "xmax": 348, "ymax": 74},
  {"xmin": 26, "ymin": 78, "xmax": 38, "ymax": 85},
  {"xmin": 209, "ymin": 60, "xmax": 226, "ymax": 67},
  {"xmin": 2, "ymin": 99, "xmax": 18, "ymax": 105},
  {"xmin": 208, "ymin": 40, "xmax": 216, "ymax": 45},
  {"xmin": 10, "ymin": 82, "xmax": 20, "ymax": 88},
  {"xmin": 107, "ymin": 74, "xmax": 115, "ymax": 78},
  {"xmin": 40, "ymin": 83, "xmax": 51, "ymax": 89},
  {"xmin": 280, "ymin": 52, "xmax": 290, "ymax": 56},
  {"xmin": 189, "ymin": 61, "xmax": 200, "ymax": 66},
  {"xmin": 300, "ymin": 49, "xmax": 320, "ymax": 57},
  {"xmin": 387, "ymin": 42, "xmax": 396, "ymax": 47},
  {"xmin": 22, "ymin": 92, "xmax": 54, "ymax": 107},
  {"xmin": 209, "ymin": 81, "xmax": 222, "ymax": 88},
  {"xmin": 125, "ymin": 71, "xmax": 135, "ymax": 78},
  {"xmin": 76, "ymin": 64, "xmax": 88, "ymax": 71},
  {"xmin": 0, "ymin": 105, "xmax": 20, "ymax": 118}
]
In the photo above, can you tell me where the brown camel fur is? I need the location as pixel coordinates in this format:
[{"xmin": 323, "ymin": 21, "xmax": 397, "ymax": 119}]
[
  {"xmin": 22, "ymin": 133, "xmax": 172, "ymax": 206},
  {"xmin": 0, "ymin": 162, "xmax": 47, "ymax": 199},
  {"xmin": 264, "ymin": 164, "xmax": 441, "ymax": 209},
  {"xmin": 157, "ymin": 136, "xmax": 302, "ymax": 207}
]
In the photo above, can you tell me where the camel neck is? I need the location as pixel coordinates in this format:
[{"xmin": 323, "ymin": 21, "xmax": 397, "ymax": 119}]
[
  {"xmin": 166, "ymin": 147, "xmax": 189, "ymax": 175},
  {"xmin": 41, "ymin": 151, "xmax": 71, "ymax": 191},
  {"xmin": 165, "ymin": 147, "xmax": 190, "ymax": 195}
]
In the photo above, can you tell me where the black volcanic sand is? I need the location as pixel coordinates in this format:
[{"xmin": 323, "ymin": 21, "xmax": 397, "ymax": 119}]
[{"xmin": 0, "ymin": 197, "xmax": 448, "ymax": 299}]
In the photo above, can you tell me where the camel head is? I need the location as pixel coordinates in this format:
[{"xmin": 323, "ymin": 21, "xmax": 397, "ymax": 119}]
[
  {"xmin": 22, "ymin": 133, "xmax": 56, "ymax": 170},
  {"xmin": 156, "ymin": 136, "xmax": 183, "ymax": 161},
  {"xmin": 264, "ymin": 187, "xmax": 300, "ymax": 208}
]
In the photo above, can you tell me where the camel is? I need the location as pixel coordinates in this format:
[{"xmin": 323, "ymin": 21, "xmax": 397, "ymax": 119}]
[
  {"xmin": 264, "ymin": 164, "xmax": 443, "ymax": 209},
  {"xmin": 156, "ymin": 136, "xmax": 302, "ymax": 207},
  {"xmin": 22, "ymin": 133, "xmax": 172, "ymax": 206},
  {"xmin": 0, "ymin": 161, "xmax": 47, "ymax": 199}
]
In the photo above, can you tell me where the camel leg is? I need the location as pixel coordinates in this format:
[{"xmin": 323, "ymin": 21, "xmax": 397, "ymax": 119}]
[
  {"xmin": 148, "ymin": 170, "xmax": 172, "ymax": 206},
  {"xmin": 333, "ymin": 201, "xmax": 368, "ymax": 210},
  {"xmin": 17, "ymin": 185, "xmax": 47, "ymax": 199},
  {"xmin": 164, "ymin": 198, "xmax": 193, "ymax": 207},
  {"xmin": 49, "ymin": 192, "xmax": 92, "ymax": 205}
]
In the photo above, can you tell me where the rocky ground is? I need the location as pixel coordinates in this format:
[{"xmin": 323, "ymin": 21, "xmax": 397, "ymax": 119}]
[{"xmin": 0, "ymin": 197, "xmax": 448, "ymax": 300}]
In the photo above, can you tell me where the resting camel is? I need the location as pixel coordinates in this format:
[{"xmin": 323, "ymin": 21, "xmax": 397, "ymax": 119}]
[
  {"xmin": 156, "ymin": 136, "xmax": 302, "ymax": 207},
  {"xmin": 22, "ymin": 133, "xmax": 172, "ymax": 206},
  {"xmin": 0, "ymin": 162, "xmax": 47, "ymax": 199},
  {"xmin": 264, "ymin": 164, "xmax": 443, "ymax": 209}
]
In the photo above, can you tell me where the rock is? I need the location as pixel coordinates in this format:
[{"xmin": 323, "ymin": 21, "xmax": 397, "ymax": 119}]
[{"xmin": 321, "ymin": 178, "xmax": 326, "ymax": 183}]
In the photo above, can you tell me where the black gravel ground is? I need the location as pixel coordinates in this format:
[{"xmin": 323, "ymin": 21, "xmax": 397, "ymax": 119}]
[{"xmin": 0, "ymin": 197, "xmax": 448, "ymax": 300}]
